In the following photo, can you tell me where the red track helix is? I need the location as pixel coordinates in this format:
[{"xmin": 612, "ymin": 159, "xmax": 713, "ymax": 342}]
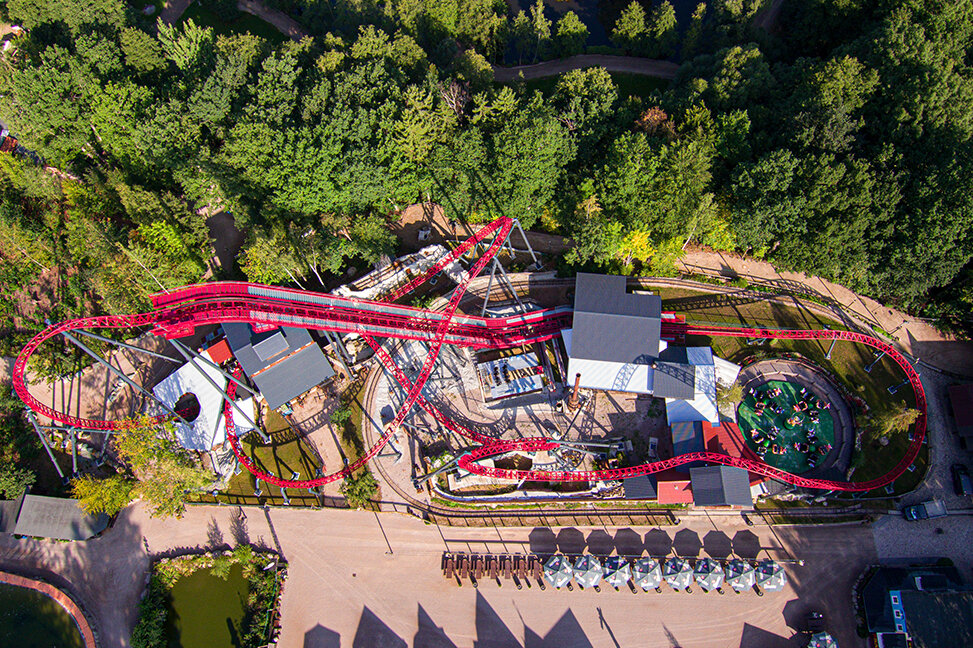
[{"xmin": 13, "ymin": 216, "xmax": 926, "ymax": 492}]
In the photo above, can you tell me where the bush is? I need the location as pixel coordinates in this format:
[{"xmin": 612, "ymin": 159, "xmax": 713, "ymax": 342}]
[
  {"xmin": 329, "ymin": 405, "xmax": 352, "ymax": 428},
  {"xmin": 130, "ymin": 577, "xmax": 167, "ymax": 648},
  {"xmin": 340, "ymin": 469, "xmax": 379, "ymax": 508}
]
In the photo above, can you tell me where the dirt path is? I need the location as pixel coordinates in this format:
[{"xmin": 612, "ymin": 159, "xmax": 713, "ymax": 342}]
[
  {"xmin": 237, "ymin": 0, "xmax": 308, "ymax": 41},
  {"xmin": 492, "ymin": 54, "xmax": 679, "ymax": 82},
  {"xmin": 159, "ymin": 0, "xmax": 192, "ymax": 25},
  {"xmin": 754, "ymin": 0, "xmax": 786, "ymax": 32}
]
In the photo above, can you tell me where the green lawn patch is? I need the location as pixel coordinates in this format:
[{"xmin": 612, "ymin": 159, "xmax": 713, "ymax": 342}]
[{"xmin": 738, "ymin": 380, "xmax": 835, "ymax": 474}]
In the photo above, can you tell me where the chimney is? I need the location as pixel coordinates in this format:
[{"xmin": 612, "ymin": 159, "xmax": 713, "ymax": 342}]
[{"xmin": 568, "ymin": 373, "xmax": 582, "ymax": 410}]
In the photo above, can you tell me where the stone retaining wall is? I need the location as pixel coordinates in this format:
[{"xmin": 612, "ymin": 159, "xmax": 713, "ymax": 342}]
[{"xmin": 0, "ymin": 569, "xmax": 97, "ymax": 648}]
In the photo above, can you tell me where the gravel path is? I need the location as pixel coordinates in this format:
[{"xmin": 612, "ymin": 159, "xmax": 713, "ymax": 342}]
[{"xmin": 237, "ymin": 0, "xmax": 308, "ymax": 41}]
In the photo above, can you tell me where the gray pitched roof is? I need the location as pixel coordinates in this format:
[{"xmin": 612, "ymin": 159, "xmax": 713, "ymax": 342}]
[
  {"xmin": 622, "ymin": 475, "xmax": 658, "ymax": 499},
  {"xmin": 223, "ymin": 323, "xmax": 335, "ymax": 410},
  {"xmin": 861, "ymin": 566, "xmax": 966, "ymax": 634},
  {"xmin": 652, "ymin": 361, "xmax": 696, "ymax": 399},
  {"xmin": 901, "ymin": 590, "xmax": 973, "ymax": 648},
  {"xmin": 570, "ymin": 274, "xmax": 662, "ymax": 364},
  {"xmin": 689, "ymin": 466, "xmax": 753, "ymax": 506},
  {"xmin": 0, "ymin": 495, "xmax": 24, "ymax": 533},
  {"xmin": 12, "ymin": 495, "xmax": 109, "ymax": 540},
  {"xmin": 575, "ymin": 274, "xmax": 661, "ymax": 317}
]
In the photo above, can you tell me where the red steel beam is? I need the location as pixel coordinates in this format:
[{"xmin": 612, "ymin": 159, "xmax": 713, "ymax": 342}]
[{"xmin": 13, "ymin": 216, "xmax": 926, "ymax": 493}]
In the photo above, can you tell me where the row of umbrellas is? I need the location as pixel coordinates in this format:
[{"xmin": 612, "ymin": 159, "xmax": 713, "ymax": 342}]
[{"xmin": 543, "ymin": 555, "xmax": 787, "ymax": 594}]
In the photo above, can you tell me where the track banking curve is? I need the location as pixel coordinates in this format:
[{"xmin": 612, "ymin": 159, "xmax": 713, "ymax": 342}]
[{"xmin": 13, "ymin": 217, "xmax": 925, "ymax": 492}]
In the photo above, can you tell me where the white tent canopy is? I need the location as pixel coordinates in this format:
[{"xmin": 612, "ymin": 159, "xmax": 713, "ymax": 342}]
[
  {"xmin": 665, "ymin": 349, "xmax": 742, "ymax": 425},
  {"xmin": 153, "ymin": 359, "xmax": 255, "ymax": 451}
]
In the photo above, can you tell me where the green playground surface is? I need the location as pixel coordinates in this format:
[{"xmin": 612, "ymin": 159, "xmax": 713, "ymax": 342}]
[{"xmin": 737, "ymin": 380, "xmax": 836, "ymax": 474}]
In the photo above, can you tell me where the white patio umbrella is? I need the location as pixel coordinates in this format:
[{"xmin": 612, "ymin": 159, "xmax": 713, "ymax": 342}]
[
  {"xmin": 603, "ymin": 556, "xmax": 632, "ymax": 590},
  {"xmin": 573, "ymin": 555, "xmax": 603, "ymax": 590},
  {"xmin": 693, "ymin": 558, "xmax": 725, "ymax": 593},
  {"xmin": 543, "ymin": 555, "xmax": 573, "ymax": 589},
  {"xmin": 807, "ymin": 632, "xmax": 838, "ymax": 648},
  {"xmin": 663, "ymin": 557, "xmax": 694, "ymax": 592},
  {"xmin": 724, "ymin": 559, "xmax": 756, "ymax": 593},
  {"xmin": 632, "ymin": 558, "xmax": 662, "ymax": 592},
  {"xmin": 755, "ymin": 559, "xmax": 787, "ymax": 593}
]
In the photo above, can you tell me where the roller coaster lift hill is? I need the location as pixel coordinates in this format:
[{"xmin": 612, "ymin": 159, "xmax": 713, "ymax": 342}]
[{"xmin": 13, "ymin": 216, "xmax": 926, "ymax": 493}]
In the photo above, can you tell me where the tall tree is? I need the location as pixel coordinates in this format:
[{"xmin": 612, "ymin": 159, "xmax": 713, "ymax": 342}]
[
  {"xmin": 555, "ymin": 11, "xmax": 589, "ymax": 57},
  {"xmin": 647, "ymin": 1, "xmax": 678, "ymax": 58},
  {"xmin": 611, "ymin": 1, "xmax": 647, "ymax": 55}
]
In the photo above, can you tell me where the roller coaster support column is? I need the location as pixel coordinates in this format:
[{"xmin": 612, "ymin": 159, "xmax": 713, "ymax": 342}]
[
  {"xmin": 889, "ymin": 375, "xmax": 916, "ymax": 395},
  {"xmin": 59, "ymin": 329, "xmax": 189, "ymax": 425},
  {"xmin": 323, "ymin": 330, "xmax": 353, "ymax": 378},
  {"xmin": 825, "ymin": 338, "xmax": 837, "ymax": 360},
  {"xmin": 70, "ymin": 428, "xmax": 78, "ymax": 476},
  {"xmin": 168, "ymin": 340, "xmax": 266, "ymax": 441},
  {"xmin": 26, "ymin": 411, "xmax": 65, "ymax": 482},
  {"xmin": 512, "ymin": 219, "xmax": 541, "ymax": 270},
  {"xmin": 493, "ymin": 256, "xmax": 526, "ymax": 312},
  {"xmin": 71, "ymin": 329, "xmax": 180, "ymax": 365},
  {"xmin": 480, "ymin": 259, "xmax": 498, "ymax": 317},
  {"xmin": 864, "ymin": 351, "xmax": 886, "ymax": 373}
]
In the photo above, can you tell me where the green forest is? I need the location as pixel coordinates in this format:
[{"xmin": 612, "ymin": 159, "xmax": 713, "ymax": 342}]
[{"xmin": 1, "ymin": 0, "xmax": 972, "ymax": 377}]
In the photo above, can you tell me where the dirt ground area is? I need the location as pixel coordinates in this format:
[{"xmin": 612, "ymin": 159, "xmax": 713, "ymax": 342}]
[
  {"xmin": 392, "ymin": 202, "xmax": 572, "ymax": 257},
  {"xmin": 367, "ymin": 337, "xmax": 672, "ymax": 499}
]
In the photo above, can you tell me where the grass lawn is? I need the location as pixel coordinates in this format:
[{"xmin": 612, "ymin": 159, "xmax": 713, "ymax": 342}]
[
  {"xmin": 180, "ymin": 4, "xmax": 286, "ymax": 44},
  {"xmin": 657, "ymin": 286, "xmax": 848, "ymax": 331},
  {"xmin": 660, "ymin": 284, "xmax": 926, "ymax": 494},
  {"xmin": 693, "ymin": 330, "xmax": 924, "ymax": 494}
]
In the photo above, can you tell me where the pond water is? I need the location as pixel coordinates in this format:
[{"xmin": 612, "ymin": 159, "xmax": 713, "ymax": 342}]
[
  {"xmin": 165, "ymin": 563, "xmax": 249, "ymax": 648},
  {"xmin": 0, "ymin": 582, "xmax": 85, "ymax": 648}
]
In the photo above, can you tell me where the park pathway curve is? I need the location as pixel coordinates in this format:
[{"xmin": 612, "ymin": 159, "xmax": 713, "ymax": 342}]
[{"xmin": 492, "ymin": 54, "xmax": 679, "ymax": 82}]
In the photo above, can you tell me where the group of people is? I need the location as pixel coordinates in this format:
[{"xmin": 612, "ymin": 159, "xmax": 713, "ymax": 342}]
[{"xmin": 745, "ymin": 384, "xmax": 833, "ymax": 468}]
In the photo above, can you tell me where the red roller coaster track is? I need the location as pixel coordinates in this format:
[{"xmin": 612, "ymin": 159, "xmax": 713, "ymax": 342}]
[{"xmin": 13, "ymin": 217, "xmax": 925, "ymax": 493}]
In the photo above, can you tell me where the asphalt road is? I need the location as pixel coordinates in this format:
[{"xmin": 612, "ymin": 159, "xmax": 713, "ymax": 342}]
[{"xmin": 0, "ymin": 504, "xmax": 876, "ymax": 648}]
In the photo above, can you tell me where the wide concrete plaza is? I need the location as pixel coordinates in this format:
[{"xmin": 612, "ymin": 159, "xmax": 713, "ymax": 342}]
[{"xmin": 0, "ymin": 503, "xmax": 882, "ymax": 648}]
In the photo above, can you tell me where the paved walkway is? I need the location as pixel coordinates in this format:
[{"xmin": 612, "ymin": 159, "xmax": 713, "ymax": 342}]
[
  {"xmin": 0, "ymin": 503, "xmax": 877, "ymax": 648},
  {"xmin": 492, "ymin": 54, "xmax": 679, "ymax": 82}
]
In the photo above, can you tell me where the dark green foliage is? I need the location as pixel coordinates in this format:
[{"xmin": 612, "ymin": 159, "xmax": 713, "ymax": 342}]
[
  {"xmin": 0, "ymin": 384, "xmax": 37, "ymax": 498},
  {"xmin": 0, "ymin": 0, "xmax": 971, "ymax": 347},
  {"xmin": 130, "ymin": 576, "xmax": 167, "ymax": 648},
  {"xmin": 132, "ymin": 550, "xmax": 283, "ymax": 648},
  {"xmin": 340, "ymin": 469, "xmax": 379, "ymax": 508},
  {"xmin": 555, "ymin": 11, "xmax": 588, "ymax": 57}
]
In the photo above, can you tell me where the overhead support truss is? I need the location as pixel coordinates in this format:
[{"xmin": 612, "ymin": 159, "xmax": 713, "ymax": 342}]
[{"xmin": 13, "ymin": 217, "xmax": 926, "ymax": 494}]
